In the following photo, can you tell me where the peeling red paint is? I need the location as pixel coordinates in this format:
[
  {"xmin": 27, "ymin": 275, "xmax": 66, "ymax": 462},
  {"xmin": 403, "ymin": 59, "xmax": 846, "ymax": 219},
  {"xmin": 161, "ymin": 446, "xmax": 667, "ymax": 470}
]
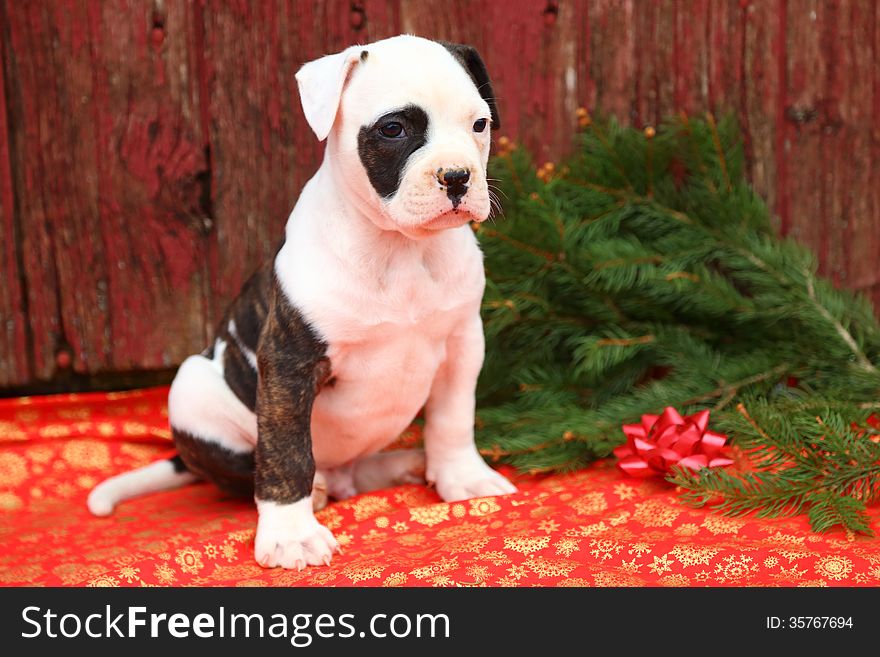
[
  {"xmin": 2, "ymin": 0, "xmax": 880, "ymax": 387},
  {"xmin": 773, "ymin": 0, "xmax": 789, "ymax": 234}
]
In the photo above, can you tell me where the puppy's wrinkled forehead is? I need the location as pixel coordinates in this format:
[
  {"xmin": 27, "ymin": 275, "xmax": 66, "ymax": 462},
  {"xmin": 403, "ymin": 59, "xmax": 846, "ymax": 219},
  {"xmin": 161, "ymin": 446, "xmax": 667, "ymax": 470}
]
[{"xmin": 342, "ymin": 37, "xmax": 488, "ymax": 127}]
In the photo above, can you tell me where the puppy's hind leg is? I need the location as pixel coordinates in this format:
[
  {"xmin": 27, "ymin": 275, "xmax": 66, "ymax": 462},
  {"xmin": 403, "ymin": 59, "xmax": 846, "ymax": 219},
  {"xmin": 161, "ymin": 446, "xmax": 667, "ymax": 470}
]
[
  {"xmin": 167, "ymin": 351, "xmax": 259, "ymax": 497},
  {"xmin": 87, "ymin": 456, "xmax": 199, "ymax": 516},
  {"xmin": 88, "ymin": 350, "xmax": 258, "ymax": 516},
  {"xmin": 316, "ymin": 449, "xmax": 427, "ymax": 505},
  {"xmin": 352, "ymin": 448, "xmax": 427, "ymax": 494}
]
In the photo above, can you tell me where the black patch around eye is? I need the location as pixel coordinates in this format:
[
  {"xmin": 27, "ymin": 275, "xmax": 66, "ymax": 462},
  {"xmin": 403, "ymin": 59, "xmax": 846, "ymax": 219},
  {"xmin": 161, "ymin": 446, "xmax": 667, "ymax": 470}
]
[{"xmin": 358, "ymin": 105, "xmax": 429, "ymax": 199}]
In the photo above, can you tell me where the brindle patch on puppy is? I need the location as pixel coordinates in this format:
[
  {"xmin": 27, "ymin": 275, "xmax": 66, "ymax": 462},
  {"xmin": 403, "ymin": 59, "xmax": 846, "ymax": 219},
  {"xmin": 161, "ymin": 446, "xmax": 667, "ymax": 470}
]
[
  {"xmin": 214, "ymin": 263, "xmax": 274, "ymax": 411},
  {"xmin": 173, "ymin": 429, "xmax": 255, "ymax": 497},
  {"xmin": 254, "ymin": 278, "xmax": 332, "ymax": 505}
]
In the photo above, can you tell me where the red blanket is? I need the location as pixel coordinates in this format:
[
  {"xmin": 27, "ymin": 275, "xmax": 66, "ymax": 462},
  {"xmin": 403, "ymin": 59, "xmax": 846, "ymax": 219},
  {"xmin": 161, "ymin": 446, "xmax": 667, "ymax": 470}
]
[{"xmin": 1, "ymin": 387, "xmax": 878, "ymax": 586}]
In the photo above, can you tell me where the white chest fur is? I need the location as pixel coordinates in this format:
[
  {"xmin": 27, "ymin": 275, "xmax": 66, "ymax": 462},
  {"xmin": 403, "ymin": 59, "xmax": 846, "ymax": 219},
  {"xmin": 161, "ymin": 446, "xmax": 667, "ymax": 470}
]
[{"xmin": 274, "ymin": 170, "xmax": 485, "ymax": 468}]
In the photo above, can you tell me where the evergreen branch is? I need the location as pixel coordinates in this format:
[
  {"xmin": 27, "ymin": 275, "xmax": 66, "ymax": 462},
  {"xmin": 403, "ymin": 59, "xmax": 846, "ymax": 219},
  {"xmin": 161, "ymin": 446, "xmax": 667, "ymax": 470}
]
[
  {"xmin": 478, "ymin": 226, "xmax": 558, "ymax": 262},
  {"xmin": 588, "ymin": 121, "xmax": 635, "ymax": 191},
  {"xmin": 681, "ymin": 364, "xmax": 790, "ymax": 407},
  {"xmin": 705, "ymin": 112, "xmax": 732, "ymax": 192},
  {"xmin": 594, "ymin": 255, "xmax": 664, "ymax": 270},
  {"xmin": 596, "ymin": 335, "xmax": 655, "ymax": 347},
  {"xmin": 804, "ymin": 270, "xmax": 878, "ymax": 373},
  {"xmin": 477, "ymin": 114, "xmax": 880, "ymax": 534}
]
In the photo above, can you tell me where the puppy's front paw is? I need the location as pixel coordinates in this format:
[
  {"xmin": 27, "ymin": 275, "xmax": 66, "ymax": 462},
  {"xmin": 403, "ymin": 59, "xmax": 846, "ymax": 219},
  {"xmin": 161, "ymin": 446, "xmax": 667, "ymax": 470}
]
[
  {"xmin": 428, "ymin": 449, "xmax": 517, "ymax": 502},
  {"xmin": 254, "ymin": 497, "xmax": 339, "ymax": 570}
]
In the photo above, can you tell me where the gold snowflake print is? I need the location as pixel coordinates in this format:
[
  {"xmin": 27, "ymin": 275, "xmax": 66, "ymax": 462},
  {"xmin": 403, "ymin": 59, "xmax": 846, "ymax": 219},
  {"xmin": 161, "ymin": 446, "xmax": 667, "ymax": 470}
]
[
  {"xmin": 593, "ymin": 572, "xmax": 639, "ymax": 587},
  {"xmin": 628, "ymin": 542, "xmax": 652, "ymax": 557},
  {"xmin": 571, "ymin": 492, "xmax": 608, "ymax": 516},
  {"xmin": 203, "ymin": 544, "xmax": 219, "ymax": 560},
  {"xmin": 574, "ymin": 521, "xmax": 609, "ymax": 537},
  {"xmin": 669, "ymin": 545, "xmax": 719, "ymax": 567},
  {"xmin": 465, "ymin": 565, "xmax": 490, "ymax": 582},
  {"xmin": 503, "ymin": 535, "xmax": 551, "ymax": 555},
  {"xmin": 175, "ymin": 547, "xmax": 205, "ymax": 574},
  {"xmin": 814, "ymin": 555, "xmax": 853, "ymax": 581},
  {"xmin": 409, "ymin": 503, "xmax": 451, "ymax": 527},
  {"xmin": 226, "ymin": 529, "xmax": 254, "ymax": 543},
  {"xmin": 344, "ymin": 565, "xmax": 384, "ymax": 583},
  {"xmin": 713, "ymin": 555, "xmax": 758, "ymax": 583},
  {"xmin": 0, "ymin": 492, "xmax": 22, "ymax": 511},
  {"xmin": 352, "ymin": 495, "xmax": 395, "ymax": 521},
  {"xmin": 87, "ymin": 575, "xmax": 120, "ymax": 587},
  {"xmin": 673, "ymin": 523, "xmax": 700, "ymax": 537},
  {"xmin": 770, "ymin": 565, "xmax": 807, "ymax": 582},
  {"xmin": 506, "ymin": 564, "xmax": 528, "ymax": 580},
  {"xmin": 396, "ymin": 533, "xmax": 425, "ymax": 546},
  {"xmin": 589, "ymin": 538, "xmax": 623, "ymax": 561},
  {"xmin": 316, "ymin": 506, "xmax": 344, "ymax": 530},
  {"xmin": 525, "ymin": 556, "xmax": 577, "ymax": 578},
  {"xmin": 659, "ymin": 574, "xmax": 690, "ymax": 587},
  {"xmin": 700, "ymin": 515, "xmax": 745, "ymax": 535},
  {"xmin": 468, "ymin": 497, "xmax": 501, "ymax": 516},
  {"xmin": 118, "ymin": 566, "xmax": 140, "ymax": 583},
  {"xmin": 497, "ymin": 577, "xmax": 520, "ymax": 587},
  {"xmin": 554, "ymin": 537, "xmax": 581, "ymax": 557},
  {"xmin": 613, "ymin": 483, "xmax": 636, "ymax": 501},
  {"xmin": 694, "ymin": 570, "xmax": 711, "ymax": 582},
  {"xmin": 392, "ymin": 521, "xmax": 409, "ymax": 533},
  {"xmin": 431, "ymin": 575, "xmax": 454, "ymax": 587},
  {"xmin": 154, "ymin": 563, "xmax": 176, "ymax": 584},
  {"xmin": 648, "ymin": 553, "xmax": 674, "ymax": 575},
  {"xmin": 410, "ymin": 556, "xmax": 459, "ymax": 580},
  {"xmin": 556, "ymin": 577, "xmax": 591, "ymax": 587},
  {"xmin": 220, "ymin": 542, "xmax": 237, "ymax": 561},
  {"xmin": 619, "ymin": 558, "xmax": 640, "ymax": 574},
  {"xmin": 538, "ymin": 519, "xmax": 560, "ymax": 534},
  {"xmin": 764, "ymin": 556, "xmax": 779, "ymax": 568},
  {"xmin": 633, "ymin": 499, "xmax": 680, "ymax": 527},
  {"xmin": 383, "ymin": 572, "xmax": 408, "ymax": 587},
  {"xmin": 476, "ymin": 551, "xmax": 511, "ymax": 566}
]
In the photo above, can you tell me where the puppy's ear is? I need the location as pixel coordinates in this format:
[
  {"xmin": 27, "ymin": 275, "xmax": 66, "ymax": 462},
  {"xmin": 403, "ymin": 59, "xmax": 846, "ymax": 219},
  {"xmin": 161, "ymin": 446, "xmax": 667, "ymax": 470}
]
[
  {"xmin": 295, "ymin": 46, "xmax": 364, "ymax": 141},
  {"xmin": 439, "ymin": 41, "xmax": 500, "ymax": 130}
]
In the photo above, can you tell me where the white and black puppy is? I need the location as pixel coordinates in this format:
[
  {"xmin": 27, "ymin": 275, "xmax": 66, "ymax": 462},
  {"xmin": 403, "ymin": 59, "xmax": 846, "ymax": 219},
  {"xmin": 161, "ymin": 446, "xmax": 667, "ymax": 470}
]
[{"xmin": 88, "ymin": 34, "xmax": 516, "ymax": 570}]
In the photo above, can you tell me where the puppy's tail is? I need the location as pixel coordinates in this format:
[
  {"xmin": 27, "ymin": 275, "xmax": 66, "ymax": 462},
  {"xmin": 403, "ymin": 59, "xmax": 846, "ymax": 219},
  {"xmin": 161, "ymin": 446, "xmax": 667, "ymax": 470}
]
[{"xmin": 87, "ymin": 454, "xmax": 199, "ymax": 516}]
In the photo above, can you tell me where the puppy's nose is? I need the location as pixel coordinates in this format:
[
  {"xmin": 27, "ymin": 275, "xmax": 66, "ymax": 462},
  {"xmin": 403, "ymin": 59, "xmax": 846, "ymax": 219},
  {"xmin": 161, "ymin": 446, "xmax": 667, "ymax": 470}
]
[
  {"xmin": 437, "ymin": 167, "xmax": 470, "ymax": 209},
  {"xmin": 441, "ymin": 168, "xmax": 470, "ymax": 187}
]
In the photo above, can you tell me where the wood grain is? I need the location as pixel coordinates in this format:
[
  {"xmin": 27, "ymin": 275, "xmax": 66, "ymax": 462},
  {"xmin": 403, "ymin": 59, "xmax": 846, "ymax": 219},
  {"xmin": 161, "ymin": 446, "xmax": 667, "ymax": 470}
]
[
  {"xmin": 1, "ymin": 0, "xmax": 879, "ymax": 388},
  {"xmin": 0, "ymin": 3, "xmax": 28, "ymax": 387},
  {"xmin": 1, "ymin": 0, "xmax": 209, "ymax": 381}
]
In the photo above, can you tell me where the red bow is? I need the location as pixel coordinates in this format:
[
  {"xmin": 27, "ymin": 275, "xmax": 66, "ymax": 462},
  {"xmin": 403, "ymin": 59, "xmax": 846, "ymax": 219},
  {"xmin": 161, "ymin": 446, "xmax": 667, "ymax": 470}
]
[{"xmin": 613, "ymin": 407, "xmax": 734, "ymax": 478}]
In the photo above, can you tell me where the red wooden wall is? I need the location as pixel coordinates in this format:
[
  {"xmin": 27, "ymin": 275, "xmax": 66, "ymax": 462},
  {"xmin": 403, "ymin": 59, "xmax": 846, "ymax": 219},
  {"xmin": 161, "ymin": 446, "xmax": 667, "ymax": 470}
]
[{"xmin": 1, "ymin": 0, "xmax": 879, "ymax": 389}]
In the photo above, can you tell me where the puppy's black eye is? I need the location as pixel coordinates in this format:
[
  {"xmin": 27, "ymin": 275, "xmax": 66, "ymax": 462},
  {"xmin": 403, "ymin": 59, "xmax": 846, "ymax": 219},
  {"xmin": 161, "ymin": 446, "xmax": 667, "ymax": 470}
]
[
  {"xmin": 379, "ymin": 122, "xmax": 406, "ymax": 138},
  {"xmin": 473, "ymin": 118, "xmax": 488, "ymax": 133}
]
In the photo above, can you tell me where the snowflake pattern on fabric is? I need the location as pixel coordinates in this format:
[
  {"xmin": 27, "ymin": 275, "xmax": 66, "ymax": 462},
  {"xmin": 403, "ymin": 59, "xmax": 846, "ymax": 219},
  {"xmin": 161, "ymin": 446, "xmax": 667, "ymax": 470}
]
[{"xmin": 1, "ymin": 386, "xmax": 879, "ymax": 587}]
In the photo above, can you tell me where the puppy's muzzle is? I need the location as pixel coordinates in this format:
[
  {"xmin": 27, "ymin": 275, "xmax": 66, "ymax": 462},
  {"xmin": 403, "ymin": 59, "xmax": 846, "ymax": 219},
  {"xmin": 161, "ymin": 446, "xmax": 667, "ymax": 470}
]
[{"xmin": 436, "ymin": 167, "xmax": 470, "ymax": 209}]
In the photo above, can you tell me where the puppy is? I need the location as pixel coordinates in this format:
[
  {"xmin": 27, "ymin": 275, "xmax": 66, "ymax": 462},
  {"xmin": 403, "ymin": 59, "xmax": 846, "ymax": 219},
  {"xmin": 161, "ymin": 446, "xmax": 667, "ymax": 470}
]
[{"xmin": 88, "ymin": 35, "xmax": 516, "ymax": 570}]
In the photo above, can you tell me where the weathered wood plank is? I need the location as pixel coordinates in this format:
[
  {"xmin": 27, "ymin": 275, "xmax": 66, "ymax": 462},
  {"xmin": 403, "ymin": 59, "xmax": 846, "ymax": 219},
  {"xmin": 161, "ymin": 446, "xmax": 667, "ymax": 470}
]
[
  {"xmin": 199, "ymin": 1, "xmax": 369, "ymax": 308},
  {"xmin": 0, "ymin": 5, "xmax": 29, "ymax": 387},
  {"xmin": 2, "ymin": 0, "xmax": 880, "ymax": 389},
  {"xmin": 1, "ymin": 0, "xmax": 210, "ymax": 380}
]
